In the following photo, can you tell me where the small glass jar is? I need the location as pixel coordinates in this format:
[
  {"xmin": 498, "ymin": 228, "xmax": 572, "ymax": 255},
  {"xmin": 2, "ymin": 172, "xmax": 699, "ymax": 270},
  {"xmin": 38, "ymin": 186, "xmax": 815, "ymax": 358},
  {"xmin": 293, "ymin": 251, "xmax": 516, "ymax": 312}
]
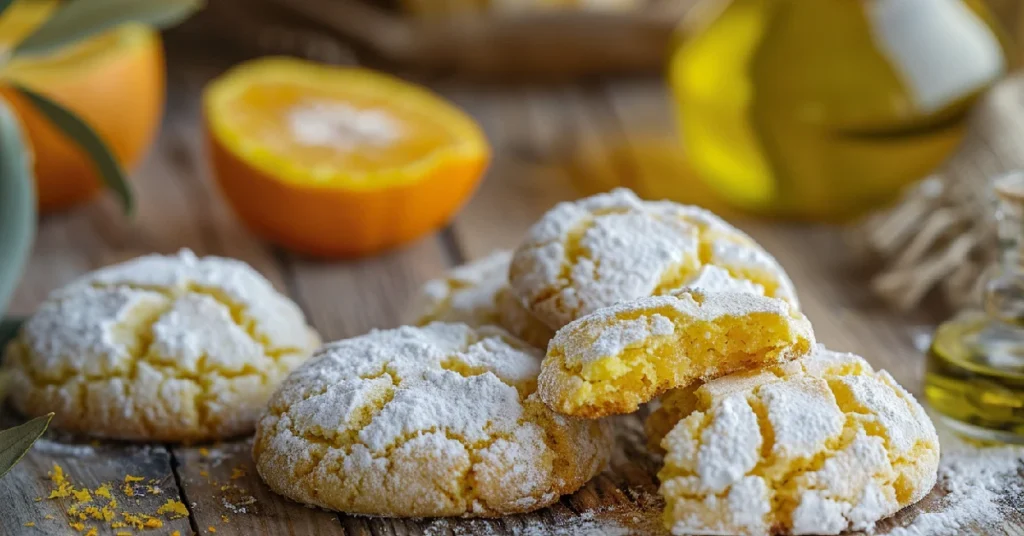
[{"xmin": 926, "ymin": 171, "xmax": 1024, "ymax": 444}]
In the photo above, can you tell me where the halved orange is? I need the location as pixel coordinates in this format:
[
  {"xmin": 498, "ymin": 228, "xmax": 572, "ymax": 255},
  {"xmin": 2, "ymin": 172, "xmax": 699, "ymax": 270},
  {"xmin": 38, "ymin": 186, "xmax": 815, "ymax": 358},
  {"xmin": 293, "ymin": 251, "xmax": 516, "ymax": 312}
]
[
  {"xmin": 204, "ymin": 57, "xmax": 490, "ymax": 258},
  {"xmin": 0, "ymin": 0, "xmax": 165, "ymax": 212}
]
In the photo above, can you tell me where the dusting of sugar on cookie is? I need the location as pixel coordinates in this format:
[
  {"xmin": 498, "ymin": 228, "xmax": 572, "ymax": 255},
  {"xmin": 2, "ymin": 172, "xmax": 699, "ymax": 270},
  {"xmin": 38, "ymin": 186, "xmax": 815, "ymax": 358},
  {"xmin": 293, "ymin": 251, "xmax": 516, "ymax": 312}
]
[
  {"xmin": 682, "ymin": 265, "xmax": 765, "ymax": 296},
  {"xmin": 4, "ymin": 249, "xmax": 319, "ymax": 441},
  {"xmin": 253, "ymin": 322, "xmax": 611, "ymax": 518},
  {"xmin": 412, "ymin": 252, "xmax": 554, "ymax": 348},
  {"xmin": 415, "ymin": 251, "xmax": 511, "ymax": 326},
  {"xmin": 657, "ymin": 345, "xmax": 940, "ymax": 536},
  {"xmin": 509, "ymin": 188, "xmax": 799, "ymax": 331}
]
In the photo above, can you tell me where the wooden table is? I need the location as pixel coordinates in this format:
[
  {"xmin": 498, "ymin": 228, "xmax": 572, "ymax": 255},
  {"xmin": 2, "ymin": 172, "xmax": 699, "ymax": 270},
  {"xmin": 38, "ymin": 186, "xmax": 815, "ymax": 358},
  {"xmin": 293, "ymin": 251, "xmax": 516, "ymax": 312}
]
[{"xmin": 0, "ymin": 55, "xmax": 1020, "ymax": 535}]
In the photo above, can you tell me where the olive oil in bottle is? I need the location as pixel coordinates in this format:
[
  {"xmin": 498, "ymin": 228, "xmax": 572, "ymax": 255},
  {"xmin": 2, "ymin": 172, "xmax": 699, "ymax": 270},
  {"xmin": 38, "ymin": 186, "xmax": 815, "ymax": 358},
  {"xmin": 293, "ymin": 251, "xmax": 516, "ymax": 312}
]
[
  {"xmin": 669, "ymin": 0, "xmax": 1010, "ymax": 221},
  {"xmin": 926, "ymin": 172, "xmax": 1024, "ymax": 444}
]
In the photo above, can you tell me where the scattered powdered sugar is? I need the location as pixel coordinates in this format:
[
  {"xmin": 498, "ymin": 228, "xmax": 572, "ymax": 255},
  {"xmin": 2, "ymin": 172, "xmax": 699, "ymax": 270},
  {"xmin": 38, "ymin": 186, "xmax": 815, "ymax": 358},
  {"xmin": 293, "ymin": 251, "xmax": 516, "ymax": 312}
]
[
  {"xmin": 288, "ymin": 100, "xmax": 403, "ymax": 150},
  {"xmin": 31, "ymin": 439, "xmax": 99, "ymax": 457},
  {"xmin": 884, "ymin": 428, "xmax": 1024, "ymax": 536}
]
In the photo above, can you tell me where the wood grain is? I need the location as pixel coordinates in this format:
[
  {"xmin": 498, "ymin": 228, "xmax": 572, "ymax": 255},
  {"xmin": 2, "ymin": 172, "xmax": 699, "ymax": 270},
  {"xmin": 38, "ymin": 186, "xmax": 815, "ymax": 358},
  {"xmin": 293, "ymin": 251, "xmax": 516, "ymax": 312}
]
[{"xmin": 0, "ymin": 433, "xmax": 192, "ymax": 536}]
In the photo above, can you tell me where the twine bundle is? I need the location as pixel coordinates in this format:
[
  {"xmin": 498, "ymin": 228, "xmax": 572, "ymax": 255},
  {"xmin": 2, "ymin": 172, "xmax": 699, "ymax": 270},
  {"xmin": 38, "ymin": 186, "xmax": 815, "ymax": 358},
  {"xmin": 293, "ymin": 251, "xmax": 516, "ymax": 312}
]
[{"xmin": 854, "ymin": 75, "xmax": 1024, "ymax": 311}]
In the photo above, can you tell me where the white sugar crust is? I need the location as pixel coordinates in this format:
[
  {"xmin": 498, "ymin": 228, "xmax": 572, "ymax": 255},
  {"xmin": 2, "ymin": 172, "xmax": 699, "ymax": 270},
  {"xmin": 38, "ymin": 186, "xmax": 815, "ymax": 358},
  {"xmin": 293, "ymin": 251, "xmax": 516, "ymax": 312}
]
[
  {"xmin": 4, "ymin": 249, "xmax": 319, "ymax": 441},
  {"xmin": 253, "ymin": 323, "xmax": 611, "ymax": 518},
  {"xmin": 657, "ymin": 345, "xmax": 940, "ymax": 536},
  {"xmin": 415, "ymin": 250, "xmax": 512, "ymax": 326},
  {"xmin": 509, "ymin": 188, "xmax": 798, "ymax": 330},
  {"xmin": 412, "ymin": 251, "xmax": 553, "ymax": 348}
]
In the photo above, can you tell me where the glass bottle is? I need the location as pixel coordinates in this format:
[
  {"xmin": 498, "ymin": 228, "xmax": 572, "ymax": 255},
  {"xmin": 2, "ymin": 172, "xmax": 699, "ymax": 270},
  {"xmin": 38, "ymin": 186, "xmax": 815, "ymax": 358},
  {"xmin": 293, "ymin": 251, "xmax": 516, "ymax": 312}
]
[
  {"xmin": 926, "ymin": 171, "xmax": 1024, "ymax": 444},
  {"xmin": 668, "ymin": 0, "xmax": 1011, "ymax": 221}
]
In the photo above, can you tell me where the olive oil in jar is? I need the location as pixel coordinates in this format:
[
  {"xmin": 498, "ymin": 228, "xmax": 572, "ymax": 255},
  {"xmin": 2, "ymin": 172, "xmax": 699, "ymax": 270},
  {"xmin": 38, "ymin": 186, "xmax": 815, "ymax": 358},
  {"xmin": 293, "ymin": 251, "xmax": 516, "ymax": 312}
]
[
  {"xmin": 669, "ymin": 0, "xmax": 1010, "ymax": 221},
  {"xmin": 926, "ymin": 173, "xmax": 1024, "ymax": 444}
]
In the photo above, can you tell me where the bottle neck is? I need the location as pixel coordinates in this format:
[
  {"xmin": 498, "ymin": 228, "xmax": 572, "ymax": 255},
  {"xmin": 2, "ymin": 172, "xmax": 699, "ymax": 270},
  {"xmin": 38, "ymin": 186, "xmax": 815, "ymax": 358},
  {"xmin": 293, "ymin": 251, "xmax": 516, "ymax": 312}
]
[{"xmin": 984, "ymin": 173, "xmax": 1024, "ymax": 325}]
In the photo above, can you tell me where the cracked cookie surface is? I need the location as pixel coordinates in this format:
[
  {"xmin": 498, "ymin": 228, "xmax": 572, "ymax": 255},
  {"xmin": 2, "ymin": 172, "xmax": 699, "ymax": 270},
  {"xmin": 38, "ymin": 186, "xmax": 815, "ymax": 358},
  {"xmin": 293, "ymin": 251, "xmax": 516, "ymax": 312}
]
[
  {"xmin": 252, "ymin": 322, "xmax": 611, "ymax": 517},
  {"xmin": 654, "ymin": 345, "xmax": 939, "ymax": 536},
  {"xmin": 509, "ymin": 188, "xmax": 798, "ymax": 331},
  {"xmin": 3, "ymin": 249, "xmax": 320, "ymax": 441},
  {"xmin": 413, "ymin": 251, "xmax": 554, "ymax": 349},
  {"xmin": 539, "ymin": 290, "xmax": 813, "ymax": 418}
]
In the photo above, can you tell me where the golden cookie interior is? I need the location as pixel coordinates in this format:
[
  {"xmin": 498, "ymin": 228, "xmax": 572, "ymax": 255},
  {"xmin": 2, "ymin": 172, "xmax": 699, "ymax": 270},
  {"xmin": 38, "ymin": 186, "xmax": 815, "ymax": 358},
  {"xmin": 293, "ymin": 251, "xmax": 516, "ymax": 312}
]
[{"xmin": 538, "ymin": 290, "xmax": 814, "ymax": 418}]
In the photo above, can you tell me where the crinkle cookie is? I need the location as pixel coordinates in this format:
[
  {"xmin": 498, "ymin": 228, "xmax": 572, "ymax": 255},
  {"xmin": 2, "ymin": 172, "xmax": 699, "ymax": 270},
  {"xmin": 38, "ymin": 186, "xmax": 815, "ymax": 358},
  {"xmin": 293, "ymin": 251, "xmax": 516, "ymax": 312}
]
[
  {"xmin": 253, "ymin": 323, "xmax": 611, "ymax": 518},
  {"xmin": 3, "ymin": 249, "xmax": 320, "ymax": 442},
  {"xmin": 539, "ymin": 290, "xmax": 813, "ymax": 418},
  {"xmin": 509, "ymin": 188, "xmax": 798, "ymax": 330},
  {"xmin": 656, "ymin": 345, "xmax": 939, "ymax": 536},
  {"xmin": 413, "ymin": 251, "xmax": 554, "ymax": 348}
]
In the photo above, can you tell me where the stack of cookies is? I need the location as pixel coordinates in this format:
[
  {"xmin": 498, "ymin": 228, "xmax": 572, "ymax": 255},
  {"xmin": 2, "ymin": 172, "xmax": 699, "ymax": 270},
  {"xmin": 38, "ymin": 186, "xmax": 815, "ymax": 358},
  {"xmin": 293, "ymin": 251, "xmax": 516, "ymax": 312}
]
[
  {"xmin": 3, "ymin": 188, "xmax": 939, "ymax": 535},
  {"xmin": 401, "ymin": 188, "xmax": 940, "ymax": 534}
]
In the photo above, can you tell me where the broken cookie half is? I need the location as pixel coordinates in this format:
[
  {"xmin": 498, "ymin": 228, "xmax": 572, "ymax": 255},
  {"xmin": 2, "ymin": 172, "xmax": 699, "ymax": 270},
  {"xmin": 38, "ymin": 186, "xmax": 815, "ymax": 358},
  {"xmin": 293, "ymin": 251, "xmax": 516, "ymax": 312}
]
[{"xmin": 538, "ymin": 290, "xmax": 814, "ymax": 418}]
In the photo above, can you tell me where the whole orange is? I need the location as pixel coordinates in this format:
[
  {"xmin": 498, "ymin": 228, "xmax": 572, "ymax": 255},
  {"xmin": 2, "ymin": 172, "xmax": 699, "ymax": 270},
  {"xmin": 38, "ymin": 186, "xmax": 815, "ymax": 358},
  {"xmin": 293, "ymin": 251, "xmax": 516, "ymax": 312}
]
[{"xmin": 0, "ymin": 2, "xmax": 165, "ymax": 213}]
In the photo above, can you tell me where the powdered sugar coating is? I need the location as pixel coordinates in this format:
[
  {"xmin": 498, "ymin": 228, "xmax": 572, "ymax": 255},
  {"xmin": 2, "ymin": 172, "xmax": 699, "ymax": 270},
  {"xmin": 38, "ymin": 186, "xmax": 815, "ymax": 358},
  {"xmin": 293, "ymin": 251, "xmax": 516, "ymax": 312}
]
[
  {"xmin": 684, "ymin": 265, "xmax": 765, "ymax": 296},
  {"xmin": 413, "ymin": 251, "xmax": 554, "ymax": 348},
  {"xmin": 415, "ymin": 251, "xmax": 512, "ymax": 326},
  {"xmin": 253, "ymin": 323, "xmax": 611, "ymax": 517},
  {"xmin": 61, "ymin": 249, "xmax": 312, "ymax": 351},
  {"xmin": 539, "ymin": 290, "xmax": 814, "ymax": 418},
  {"xmin": 657, "ymin": 346, "xmax": 940, "ymax": 536},
  {"xmin": 4, "ymin": 249, "xmax": 320, "ymax": 441},
  {"xmin": 509, "ymin": 188, "xmax": 798, "ymax": 330}
]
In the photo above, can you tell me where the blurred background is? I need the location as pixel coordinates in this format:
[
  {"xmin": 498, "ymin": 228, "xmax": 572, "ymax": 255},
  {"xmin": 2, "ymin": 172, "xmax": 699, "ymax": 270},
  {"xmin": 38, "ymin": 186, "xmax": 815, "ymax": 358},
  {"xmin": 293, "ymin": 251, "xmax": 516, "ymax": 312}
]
[{"xmin": 9, "ymin": 0, "xmax": 1024, "ymax": 313}]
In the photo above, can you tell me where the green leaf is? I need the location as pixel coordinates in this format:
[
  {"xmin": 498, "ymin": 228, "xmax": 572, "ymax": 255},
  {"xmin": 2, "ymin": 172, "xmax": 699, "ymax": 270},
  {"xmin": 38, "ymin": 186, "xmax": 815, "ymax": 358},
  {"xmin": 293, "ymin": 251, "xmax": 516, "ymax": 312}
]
[
  {"xmin": 0, "ymin": 317, "xmax": 24, "ymax": 351},
  {"xmin": 14, "ymin": 0, "xmax": 204, "ymax": 57},
  {"xmin": 0, "ymin": 413, "xmax": 52, "ymax": 479},
  {"xmin": 0, "ymin": 0, "xmax": 15, "ymax": 19},
  {"xmin": 0, "ymin": 97, "xmax": 35, "ymax": 318},
  {"xmin": 14, "ymin": 84, "xmax": 133, "ymax": 214}
]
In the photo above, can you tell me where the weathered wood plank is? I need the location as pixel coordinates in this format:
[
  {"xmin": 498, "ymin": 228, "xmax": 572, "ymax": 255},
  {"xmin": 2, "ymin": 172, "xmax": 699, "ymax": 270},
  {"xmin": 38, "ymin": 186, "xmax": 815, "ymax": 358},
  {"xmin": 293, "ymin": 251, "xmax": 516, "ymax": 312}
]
[
  {"xmin": 0, "ymin": 433, "xmax": 192, "ymax": 536},
  {"xmin": 445, "ymin": 85, "xmax": 580, "ymax": 258},
  {"xmin": 172, "ymin": 440, "xmax": 342, "ymax": 536},
  {"xmin": 284, "ymin": 236, "xmax": 452, "ymax": 342}
]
